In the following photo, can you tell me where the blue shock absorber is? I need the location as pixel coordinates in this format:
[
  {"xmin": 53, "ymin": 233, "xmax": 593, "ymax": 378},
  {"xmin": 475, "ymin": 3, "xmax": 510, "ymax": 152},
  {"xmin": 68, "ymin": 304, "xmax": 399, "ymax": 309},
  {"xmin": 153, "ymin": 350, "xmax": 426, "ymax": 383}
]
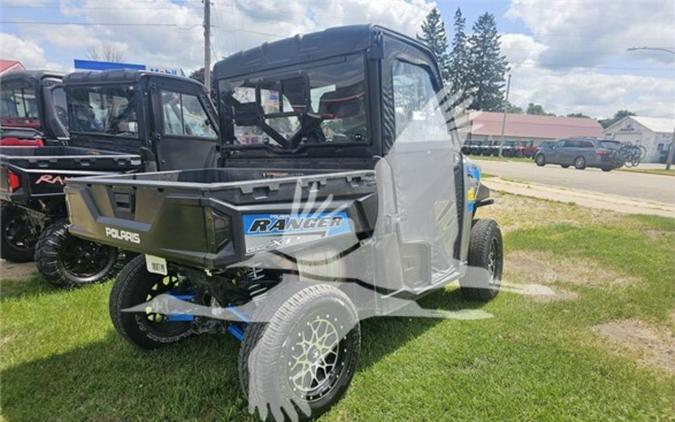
[
  {"xmin": 165, "ymin": 292, "xmax": 249, "ymax": 343},
  {"xmin": 225, "ymin": 305, "xmax": 249, "ymax": 342},
  {"xmin": 166, "ymin": 292, "xmax": 195, "ymax": 322}
]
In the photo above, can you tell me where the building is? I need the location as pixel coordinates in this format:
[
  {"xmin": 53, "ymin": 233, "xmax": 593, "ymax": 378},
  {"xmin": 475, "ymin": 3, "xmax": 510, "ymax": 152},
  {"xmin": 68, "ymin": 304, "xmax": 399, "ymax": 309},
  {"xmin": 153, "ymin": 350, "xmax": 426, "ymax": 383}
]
[
  {"xmin": 0, "ymin": 60, "xmax": 25, "ymax": 76},
  {"xmin": 468, "ymin": 111, "xmax": 603, "ymax": 146},
  {"xmin": 603, "ymin": 116, "xmax": 675, "ymax": 163}
]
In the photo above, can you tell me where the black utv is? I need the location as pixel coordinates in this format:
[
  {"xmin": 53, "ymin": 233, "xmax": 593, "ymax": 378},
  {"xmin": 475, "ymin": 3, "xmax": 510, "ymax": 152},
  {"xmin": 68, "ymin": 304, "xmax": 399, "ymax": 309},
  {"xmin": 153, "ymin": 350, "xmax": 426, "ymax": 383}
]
[
  {"xmin": 0, "ymin": 70, "xmax": 219, "ymax": 287},
  {"xmin": 65, "ymin": 25, "xmax": 502, "ymax": 420},
  {"xmin": 0, "ymin": 70, "xmax": 69, "ymax": 146}
]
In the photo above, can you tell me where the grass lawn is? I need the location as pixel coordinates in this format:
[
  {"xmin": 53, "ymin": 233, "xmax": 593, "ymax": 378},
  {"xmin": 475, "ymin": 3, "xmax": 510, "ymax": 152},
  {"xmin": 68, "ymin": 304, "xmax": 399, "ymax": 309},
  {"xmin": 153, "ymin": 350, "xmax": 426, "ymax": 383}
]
[
  {"xmin": 1, "ymin": 193, "xmax": 673, "ymax": 421},
  {"xmin": 618, "ymin": 167, "xmax": 675, "ymax": 177}
]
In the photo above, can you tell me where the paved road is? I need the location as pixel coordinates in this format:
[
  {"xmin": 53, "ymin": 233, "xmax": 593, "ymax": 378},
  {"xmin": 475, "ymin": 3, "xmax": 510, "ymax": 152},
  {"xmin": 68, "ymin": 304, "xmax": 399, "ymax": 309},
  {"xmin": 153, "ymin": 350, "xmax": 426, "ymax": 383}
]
[{"xmin": 473, "ymin": 159, "xmax": 675, "ymax": 204}]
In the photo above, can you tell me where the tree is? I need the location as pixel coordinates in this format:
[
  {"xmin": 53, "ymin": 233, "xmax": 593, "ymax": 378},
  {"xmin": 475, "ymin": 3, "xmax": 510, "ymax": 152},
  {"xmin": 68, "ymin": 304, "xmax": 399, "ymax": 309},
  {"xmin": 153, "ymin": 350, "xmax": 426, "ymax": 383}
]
[
  {"xmin": 189, "ymin": 68, "xmax": 205, "ymax": 84},
  {"xmin": 417, "ymin": 8, "xmax": 451, "ymax": 82},
  {"xmin": 466, "ymin": 13, "xmax": 509, "ymax": 111},
  {"xmin": 567, "ymin": 112, "xmax": 590, "ymax": 118},
  {"xmin": 506, "ymin": 101, "xmax": 523, "ymax": 114},
  {"xmin": 86, "ymin": 43, "xmax": 124, "ymax": 62},
  {"xmin": 599, "ymin": 110, "xmax": 636, "ymax": 128},
  {"xmin": 448, "ymin": 8, "xmax": 469, "ymax": 95},
  {"xmin": 526, "ymin": 102, "xmax": 556, "ymax": 116}
]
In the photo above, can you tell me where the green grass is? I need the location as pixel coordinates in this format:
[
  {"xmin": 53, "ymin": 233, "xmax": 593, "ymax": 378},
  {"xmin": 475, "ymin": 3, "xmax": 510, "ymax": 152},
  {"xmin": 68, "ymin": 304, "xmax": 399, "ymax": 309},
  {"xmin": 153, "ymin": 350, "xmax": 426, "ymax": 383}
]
[
  {"xmin": 618, "ymin": 167, "xmax": 675, "ymax": 177},
  {"xmin": 1, "ymin": 196, "xmax": 673, "ymax": 421}
]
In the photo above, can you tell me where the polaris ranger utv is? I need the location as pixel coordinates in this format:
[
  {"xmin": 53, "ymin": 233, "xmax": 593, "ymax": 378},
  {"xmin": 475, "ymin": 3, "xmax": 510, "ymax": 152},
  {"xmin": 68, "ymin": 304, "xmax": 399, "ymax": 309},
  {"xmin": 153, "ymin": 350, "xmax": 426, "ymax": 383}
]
[
  {"xmin": 0, "ymin": 70, "xmax": 69, "ymax": 147},
  {"xmin": 65, "ymin": 25, "xmax": 502, "ymax": 420},
  {"xmin": 1, "ymin": 70, "xmax": 219, "ymax": 287}
]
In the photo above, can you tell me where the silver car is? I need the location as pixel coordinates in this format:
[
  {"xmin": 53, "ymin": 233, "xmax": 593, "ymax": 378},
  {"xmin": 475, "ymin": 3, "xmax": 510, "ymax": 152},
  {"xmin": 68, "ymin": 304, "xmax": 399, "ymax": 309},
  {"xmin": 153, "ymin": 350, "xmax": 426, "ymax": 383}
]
[{"xmin": 534, "ymin": 138, "xmax": 621, "ymax": 171}]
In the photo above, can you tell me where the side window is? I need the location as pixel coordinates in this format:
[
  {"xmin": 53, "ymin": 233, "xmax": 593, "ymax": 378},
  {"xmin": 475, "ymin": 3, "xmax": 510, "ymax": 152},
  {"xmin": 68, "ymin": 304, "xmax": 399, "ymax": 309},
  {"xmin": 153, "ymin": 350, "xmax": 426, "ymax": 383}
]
[
  {"xmin": 52, "ymin": 87, "xmax": 68, "ymax": 129},
  {"xmin": 581, "ymin": 141, "xmax": 594, "ymax": 148},
  {"xmin": 392, "ymin": 60, "xmax": 448, "ymax": 143},
  {"xmin": 160, "ymin": 91, "xmax": 217, "ymax": 139}
]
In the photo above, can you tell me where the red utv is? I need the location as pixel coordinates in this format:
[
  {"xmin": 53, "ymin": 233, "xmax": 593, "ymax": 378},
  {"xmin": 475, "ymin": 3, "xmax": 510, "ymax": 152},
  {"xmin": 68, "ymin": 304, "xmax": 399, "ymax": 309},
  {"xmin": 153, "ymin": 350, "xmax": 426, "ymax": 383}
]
[{"xmin": 1, "ymin": 70, "xmax": 69, "ymax": 147}]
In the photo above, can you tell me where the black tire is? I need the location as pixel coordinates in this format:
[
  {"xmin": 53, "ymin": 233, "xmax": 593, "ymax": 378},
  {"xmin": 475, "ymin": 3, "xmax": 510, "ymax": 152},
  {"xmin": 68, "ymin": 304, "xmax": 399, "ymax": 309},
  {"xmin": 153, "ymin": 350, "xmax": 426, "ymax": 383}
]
[
  {"xmin": 535, "ymin": 154, "xmax": 546, "ymax": 166},
  {"xmin": 109, "ymin": 255, "xmax": 193, "ymax": 349},
  {"xmin": 34, "ymin": 219, "xmax": 124, "ymax": 288},
  {"xmin": 239, "ymin": 283, "xmax": 360, "ymax": 421},
  {"xmin": 459, "ymin": 219, "xmax": 503, "ymax": 301},
  {"xmin": 1, "ymin": 205, "xmax": 39, "ymax": 262},
  {"xmin": 601, "ymin": 167, "xmax": 612, "ymax": 172},
  {"xmin": 574, "ymin": 156, "xmax": 586, "ymax": 170},
  {"xmin": 561, "ymin": 164, "xmax": 570, "ymax": 169}
]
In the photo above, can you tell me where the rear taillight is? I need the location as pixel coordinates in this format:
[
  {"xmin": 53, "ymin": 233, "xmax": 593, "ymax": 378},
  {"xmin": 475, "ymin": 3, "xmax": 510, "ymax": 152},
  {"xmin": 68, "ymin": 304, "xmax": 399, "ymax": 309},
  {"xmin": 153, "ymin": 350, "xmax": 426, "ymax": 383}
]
[
  {"xmin": 7, "ymin": 170, "xmax": 21, "ymax": 192},
  {"xmin": 595, "ymin": 149, "xmax": 608, "ymax": 156}
]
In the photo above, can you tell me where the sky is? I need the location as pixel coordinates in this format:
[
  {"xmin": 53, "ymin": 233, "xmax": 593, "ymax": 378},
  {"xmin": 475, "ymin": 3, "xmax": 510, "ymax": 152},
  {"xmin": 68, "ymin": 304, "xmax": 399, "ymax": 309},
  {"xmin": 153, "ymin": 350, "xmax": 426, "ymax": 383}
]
[{"xmin": 1, "ymin": 0, "xmax": 674, "ymax": 119}]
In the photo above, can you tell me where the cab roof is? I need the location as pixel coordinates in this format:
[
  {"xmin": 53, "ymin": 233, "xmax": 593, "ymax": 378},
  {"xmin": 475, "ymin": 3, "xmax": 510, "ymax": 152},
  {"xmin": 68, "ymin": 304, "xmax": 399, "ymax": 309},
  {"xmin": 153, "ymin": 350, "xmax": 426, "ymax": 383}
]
[
  {"xmin": 213, "ymin": 24, "xmax": 434, "ymax": 80},
  {"xmin": 64, "ymin": 69, "xmax": 201, "ymax": 86},
  {"xmin": 0, "ymin": 69, "xmax": 64, "ymax": 82}
]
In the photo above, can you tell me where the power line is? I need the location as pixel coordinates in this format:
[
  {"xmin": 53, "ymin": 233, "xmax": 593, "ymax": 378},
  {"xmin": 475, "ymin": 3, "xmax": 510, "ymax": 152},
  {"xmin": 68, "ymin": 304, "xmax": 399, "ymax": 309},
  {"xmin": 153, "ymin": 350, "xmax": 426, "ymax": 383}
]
[{"xmin": 0, "ymin": 20, "xmax": 198, "ymax": 28}]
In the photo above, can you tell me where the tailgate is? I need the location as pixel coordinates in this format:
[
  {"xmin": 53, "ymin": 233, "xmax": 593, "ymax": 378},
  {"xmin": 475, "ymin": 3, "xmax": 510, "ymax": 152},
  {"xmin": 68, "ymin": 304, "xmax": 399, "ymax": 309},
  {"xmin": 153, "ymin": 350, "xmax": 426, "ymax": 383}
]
[
  {"xmin": 65, "ymin": 169, "xmax": 377, "ymax": 269},
  {"xmin": 0, "ymin": 148, "xmax": 141, "ymax": 202}
]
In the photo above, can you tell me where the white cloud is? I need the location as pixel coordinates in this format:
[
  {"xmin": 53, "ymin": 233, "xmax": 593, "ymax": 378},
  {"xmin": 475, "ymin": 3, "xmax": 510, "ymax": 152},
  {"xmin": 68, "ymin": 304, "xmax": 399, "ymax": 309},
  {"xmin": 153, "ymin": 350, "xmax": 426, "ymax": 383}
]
[
  {"xmin": 506, "ymin": 0, "xmax": 675, "ymax": 66},
  {"xmin": 503, "ymin": 0, "xmax": 675, "ymax": 118},
  {"xmin": 500, "ymin": 33, "xmax": 546, "ymax": 66},
  {"xmin": 19, "ymin": 0, "xmax": 433, "ymax": 73},
  {"xmin": 507, "ymin": 64, "xmax": 675, "ymax": 119},
  {"xmin": 0, "ymin": 32, "xmax": 51, "ymax": 68}
]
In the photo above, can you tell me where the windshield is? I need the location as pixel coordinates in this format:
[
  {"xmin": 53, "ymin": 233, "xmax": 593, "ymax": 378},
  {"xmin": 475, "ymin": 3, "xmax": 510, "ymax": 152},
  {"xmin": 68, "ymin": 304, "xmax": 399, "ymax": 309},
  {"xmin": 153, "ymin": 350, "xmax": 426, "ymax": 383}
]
[
  {"xmin": 1, "ymin": 81, "xmax": 40, "ymax": 129},
  {"xmin": 220, "ymin": 54, "xmax": 368, "ymax": 148},
  {"xmin": 68, "ymin": 84, "xmax": 138, "ymax": 137}
]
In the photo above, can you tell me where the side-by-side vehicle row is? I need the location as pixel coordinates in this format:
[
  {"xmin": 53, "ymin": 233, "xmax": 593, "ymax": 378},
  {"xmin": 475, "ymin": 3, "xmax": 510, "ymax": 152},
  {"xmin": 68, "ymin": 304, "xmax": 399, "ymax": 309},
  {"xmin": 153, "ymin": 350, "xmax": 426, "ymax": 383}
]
[{"xmin": 1, "ymin": 70, "xmax": 220, "ymax": 286}]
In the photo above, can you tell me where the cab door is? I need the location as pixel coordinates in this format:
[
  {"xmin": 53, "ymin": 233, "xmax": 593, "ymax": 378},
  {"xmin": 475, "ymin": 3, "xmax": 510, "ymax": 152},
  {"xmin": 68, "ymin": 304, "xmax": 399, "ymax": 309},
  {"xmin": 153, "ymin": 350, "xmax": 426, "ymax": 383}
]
[
  {"xmin": 375, "ymin": 52, "xmax": 463, "ymax": 292},
  {"xmin": 151, "ymin": 79, "xmax": 219, "ymax": 171}
]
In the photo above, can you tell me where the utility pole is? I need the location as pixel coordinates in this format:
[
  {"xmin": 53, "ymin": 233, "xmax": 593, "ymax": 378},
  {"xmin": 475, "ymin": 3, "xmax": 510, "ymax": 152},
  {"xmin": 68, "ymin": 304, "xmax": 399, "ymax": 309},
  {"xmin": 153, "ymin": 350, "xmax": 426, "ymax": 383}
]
[
  {"xmin": 203, "ymin": 0, "xmax": 211, "ymax": 94},
  {"xmin": 498, "ymin": 73, "xmax": 511, "ymax": 157}
]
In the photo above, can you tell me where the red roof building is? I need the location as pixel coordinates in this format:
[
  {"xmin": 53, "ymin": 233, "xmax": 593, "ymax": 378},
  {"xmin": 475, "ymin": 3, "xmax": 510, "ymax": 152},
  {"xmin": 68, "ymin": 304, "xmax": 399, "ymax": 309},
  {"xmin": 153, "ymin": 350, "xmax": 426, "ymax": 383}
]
[
  {"xmin": 469, "ymin": 111, "xmax": 603, "ymax": 145},
  {"xmin": 0, "ymin": 60, "xmax": 25, "ymax": 75}
]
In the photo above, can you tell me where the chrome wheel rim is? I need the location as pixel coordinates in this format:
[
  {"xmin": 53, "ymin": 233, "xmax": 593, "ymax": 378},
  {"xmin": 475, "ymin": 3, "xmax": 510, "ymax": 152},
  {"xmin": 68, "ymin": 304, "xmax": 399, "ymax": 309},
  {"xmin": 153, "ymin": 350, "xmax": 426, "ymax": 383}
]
[{"xmin": 288, "ymin": 315, "xmax": 341, "ymax": 398}]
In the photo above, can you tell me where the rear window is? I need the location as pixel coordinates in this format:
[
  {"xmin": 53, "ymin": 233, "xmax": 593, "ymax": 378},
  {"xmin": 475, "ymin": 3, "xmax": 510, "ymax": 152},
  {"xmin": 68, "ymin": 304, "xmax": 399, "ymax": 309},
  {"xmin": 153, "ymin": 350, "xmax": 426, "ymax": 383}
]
[
  {"xmin": 600, "ymin": 141, "xmax": 621, "ymax": 149},
  {"xmin": 1, "ymin": 81, "xmax": 40, "ymax": 128}
]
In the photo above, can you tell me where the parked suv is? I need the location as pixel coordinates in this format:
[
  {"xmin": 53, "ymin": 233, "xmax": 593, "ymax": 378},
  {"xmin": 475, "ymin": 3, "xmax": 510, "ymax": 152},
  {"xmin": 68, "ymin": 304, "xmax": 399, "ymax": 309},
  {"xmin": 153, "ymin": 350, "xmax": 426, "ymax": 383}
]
[{"xmin": 534, "ymin": 138, "xmax": 621, "ymax": 171}]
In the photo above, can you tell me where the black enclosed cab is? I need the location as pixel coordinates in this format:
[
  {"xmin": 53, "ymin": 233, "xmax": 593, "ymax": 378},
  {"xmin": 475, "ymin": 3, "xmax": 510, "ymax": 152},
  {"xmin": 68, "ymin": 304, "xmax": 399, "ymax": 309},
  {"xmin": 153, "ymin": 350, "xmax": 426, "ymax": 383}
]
[
  {"xmin": 65, "ymin": 25, "xmax": 502, "ymax": 419},
  {"xmin": 0, "ymin": 70, "xmax": 218, "ymax": 288},
  {"xmin": 64, "ymin": 70, "xmax": 220, "ymax": 171},
  {"xmin": 0, "ymin": 70, "xmax": 69, "ymax": 146}
]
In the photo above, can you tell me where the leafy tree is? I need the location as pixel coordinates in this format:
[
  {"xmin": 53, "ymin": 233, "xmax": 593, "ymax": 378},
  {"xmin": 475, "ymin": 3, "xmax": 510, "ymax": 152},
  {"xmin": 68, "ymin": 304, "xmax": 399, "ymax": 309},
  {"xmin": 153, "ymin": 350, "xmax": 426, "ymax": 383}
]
[
  {"xmin": 189, "ymin": 68, "xmax": 205, "ymax": 84},
  {"xmin": 417, "ymin": 8, "xmax": 451, "ymax": 82},
  {"xmin": 506, "ymin": 101, "xmax": 523, "ymax": 114},
  {"xmin": 466, "ymin": 13, "xmax": 509, "ymax": 111},
  {"xmin": 566, "ymin": 112, "xmax": 590, "ymax": 118},
  {"xmin": 448, "ymin": 8, "xmax": 469, "ymax": 95},
  {"xmin": 599, "ymin": 110, "xmax": 635, "ymax": 128},
  {"xmin": 526, "ymin": 102, "xmax": 555, "ymax": 116}
]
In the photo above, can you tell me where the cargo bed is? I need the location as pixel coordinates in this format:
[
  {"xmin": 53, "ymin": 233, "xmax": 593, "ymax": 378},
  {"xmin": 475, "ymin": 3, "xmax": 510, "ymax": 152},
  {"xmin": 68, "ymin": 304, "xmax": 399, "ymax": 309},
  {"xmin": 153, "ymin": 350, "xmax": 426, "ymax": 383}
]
[{"xmin": 65, "ymin": 168, "xmax": 377, "ymax": 269}]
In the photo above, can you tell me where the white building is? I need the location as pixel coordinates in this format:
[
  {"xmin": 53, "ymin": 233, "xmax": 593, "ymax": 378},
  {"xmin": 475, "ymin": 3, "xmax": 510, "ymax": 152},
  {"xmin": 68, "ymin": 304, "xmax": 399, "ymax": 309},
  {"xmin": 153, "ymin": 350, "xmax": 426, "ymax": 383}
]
[{"xmin": 603, "ymin": 116, "xmax": 675, "ymax": 163}]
